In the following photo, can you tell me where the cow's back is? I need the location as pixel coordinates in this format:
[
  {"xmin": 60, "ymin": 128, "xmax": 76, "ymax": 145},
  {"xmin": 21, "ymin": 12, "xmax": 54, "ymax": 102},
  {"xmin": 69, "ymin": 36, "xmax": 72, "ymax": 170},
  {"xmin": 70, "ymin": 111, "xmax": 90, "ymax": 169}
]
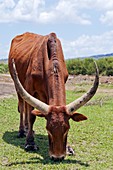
[{"xmin": 8, "ymin": 32, "xmax": 47, "ymax": 84}]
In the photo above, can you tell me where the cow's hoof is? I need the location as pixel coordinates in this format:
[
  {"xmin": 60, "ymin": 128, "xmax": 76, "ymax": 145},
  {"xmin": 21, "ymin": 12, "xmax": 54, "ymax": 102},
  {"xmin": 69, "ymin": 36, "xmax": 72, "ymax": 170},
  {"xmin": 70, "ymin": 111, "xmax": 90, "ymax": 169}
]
[
  {"xmin": 17, "ymin": 130, "xmax": 26, "ymax": 138},
  {"xmin": 66, "ymin": 146, "xmax": 75, "ymax": 155},
  {"xmin": 25, "ymin": 144, "xmax": 39, "ymax": 151}
]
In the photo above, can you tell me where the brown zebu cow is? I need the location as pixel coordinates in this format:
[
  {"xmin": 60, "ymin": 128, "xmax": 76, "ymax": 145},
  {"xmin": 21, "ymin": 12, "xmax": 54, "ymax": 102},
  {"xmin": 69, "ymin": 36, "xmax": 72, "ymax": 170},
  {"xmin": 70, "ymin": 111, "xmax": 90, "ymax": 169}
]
[{"xmin": 8, "ymin": 32, "xmax": 99, "ymax": 160}]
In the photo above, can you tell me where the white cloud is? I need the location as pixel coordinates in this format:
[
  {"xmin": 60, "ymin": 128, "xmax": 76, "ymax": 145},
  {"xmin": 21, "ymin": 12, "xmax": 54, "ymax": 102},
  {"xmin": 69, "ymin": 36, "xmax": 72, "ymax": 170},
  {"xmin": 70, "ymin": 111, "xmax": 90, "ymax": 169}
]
[
  {"xmin": 55, "ymin": 0, "xmax": 91, "ymax": 24},
  {"xmin": 37, "ymin": 0, "xmax": 92, "ymax": 24},
  {"xmin": 92, "ymin": 0, "xmax": 113, "ymax": 25},
  {"xmin": 38, "ymin": 11, "xmax": 56, "ymax": 23},
  {"xmin": 0, "ymin": 0, "xmax": 92, "ymax": 24},
  {"xmin": 54, "ymin": 0, "xmax": 113, "ymax": 26},
  {"xmin": 0, "ymin": 0, "xmax": 45, "ymax": 22},
  {"xmin": 0, "ymin": 0, "xmax": 15, "ymax": 9},
  {"xmin": 100, "ymin": 11, "xmax": 113, "ymax": 25},
  {"xmin": 62, "ymin": 31, "xmax": 113, "ymax": 58},
  {"xmin": 1, "ymin": 0, "xmax": 113, "ymax": 25},
  {"xmin": 0, "ymin": 0, "xmax": 15, "ymax": 22},
  {"xmin": 94, "ymin": 0, "xmax": 113, "ymax": 10}
]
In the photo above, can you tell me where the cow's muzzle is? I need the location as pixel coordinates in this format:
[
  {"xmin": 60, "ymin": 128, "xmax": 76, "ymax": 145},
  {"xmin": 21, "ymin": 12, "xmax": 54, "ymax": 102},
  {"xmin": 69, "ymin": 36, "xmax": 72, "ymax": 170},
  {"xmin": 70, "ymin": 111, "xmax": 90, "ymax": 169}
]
[{"xmin": 50, "ymin": 154, "xmax": 65, "ymax": 161}]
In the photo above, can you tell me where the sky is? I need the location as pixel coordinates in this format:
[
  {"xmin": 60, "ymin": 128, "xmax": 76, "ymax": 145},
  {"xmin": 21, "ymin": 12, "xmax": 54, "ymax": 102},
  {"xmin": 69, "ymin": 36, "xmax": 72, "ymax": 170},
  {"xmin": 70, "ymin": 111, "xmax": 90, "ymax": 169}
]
[{"xmin": 0, "ymin": 0, "xmax": 113, "ymax": 60}]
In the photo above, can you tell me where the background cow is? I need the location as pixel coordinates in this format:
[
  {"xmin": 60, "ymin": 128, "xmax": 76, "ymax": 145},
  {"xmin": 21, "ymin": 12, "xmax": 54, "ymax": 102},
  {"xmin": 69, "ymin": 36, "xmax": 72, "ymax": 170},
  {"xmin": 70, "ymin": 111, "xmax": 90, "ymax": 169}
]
[{"xmin": 8, "ymin": 32, "xmax": 99, "ymax": 160}]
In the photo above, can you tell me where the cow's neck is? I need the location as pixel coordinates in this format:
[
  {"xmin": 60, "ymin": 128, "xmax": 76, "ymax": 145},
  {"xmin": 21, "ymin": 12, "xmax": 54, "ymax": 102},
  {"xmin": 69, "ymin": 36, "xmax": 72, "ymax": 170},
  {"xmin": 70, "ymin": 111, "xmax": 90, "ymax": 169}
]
[
  {"xmin": 47, "ymin": 60, "xmax": 66, "ymax": 106},
  {"xmin": 46, "ymin": 34, "xmax": 66, "ymax": 106}
]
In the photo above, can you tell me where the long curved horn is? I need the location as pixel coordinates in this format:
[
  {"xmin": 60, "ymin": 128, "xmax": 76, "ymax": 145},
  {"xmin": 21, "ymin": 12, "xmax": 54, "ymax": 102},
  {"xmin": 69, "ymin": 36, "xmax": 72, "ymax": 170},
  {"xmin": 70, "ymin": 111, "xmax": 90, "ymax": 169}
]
[
  {"xmin": 66, "ymin": 61, "xmax": 99, "ymax": 113},
  {"xmin": 12, "ymin": 59, "xmax": 49, "ymax": 114}
]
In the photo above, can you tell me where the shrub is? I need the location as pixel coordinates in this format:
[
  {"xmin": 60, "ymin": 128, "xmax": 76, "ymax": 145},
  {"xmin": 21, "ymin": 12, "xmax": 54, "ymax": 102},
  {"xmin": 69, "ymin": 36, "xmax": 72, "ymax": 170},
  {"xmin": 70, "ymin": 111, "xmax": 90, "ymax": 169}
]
[
  {"xmin": 66, "ymin": 57, "xmax": 113, "ymax": 75},
  {"xmin": 0, "ymin": 63, "xmax": 9, "ymax": 74},
  {"xmin": 66, "ymin": 58, "xmax": 95, "ymax": 75}
]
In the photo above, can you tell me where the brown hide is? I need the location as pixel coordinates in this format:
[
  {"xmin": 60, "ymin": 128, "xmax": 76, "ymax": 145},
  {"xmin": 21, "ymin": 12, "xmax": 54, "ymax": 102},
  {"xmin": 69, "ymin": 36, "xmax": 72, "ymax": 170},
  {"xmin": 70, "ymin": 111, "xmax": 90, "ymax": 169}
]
[
  {"xmin": 9, "ymin": 32, "xmax": 68, "ymax": 104},
  {"xmin": 8, "ymin": 32, "xmax": 69, "ymax": 160}
]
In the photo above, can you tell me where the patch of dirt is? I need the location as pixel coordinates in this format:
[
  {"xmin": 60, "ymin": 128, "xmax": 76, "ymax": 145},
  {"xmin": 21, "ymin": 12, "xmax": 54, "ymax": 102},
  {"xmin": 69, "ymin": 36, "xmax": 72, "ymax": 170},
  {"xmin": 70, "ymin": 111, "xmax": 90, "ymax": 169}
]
[
  {"xmin": 0, "ymin": 74, "xmax": 16, "ymax": 99},
  {"xmin": 0, "ymin": 74, "xmax": 113, "ymax": 99},
  {"xmin": 66, "ymin": 75, "xmax": 113, "ymax": 93}
]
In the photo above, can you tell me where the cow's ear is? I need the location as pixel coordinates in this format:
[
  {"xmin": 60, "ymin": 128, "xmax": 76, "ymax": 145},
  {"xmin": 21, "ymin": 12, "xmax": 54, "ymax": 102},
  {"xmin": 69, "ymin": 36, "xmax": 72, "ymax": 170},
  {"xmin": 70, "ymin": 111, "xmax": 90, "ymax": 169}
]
[
  {"xmin": 70, "ymin": 112, "xmax": 87, "ymax": 122},
  {"xmin": 31, "ymin": 109, "xmax": 45, "ymax": 117}
]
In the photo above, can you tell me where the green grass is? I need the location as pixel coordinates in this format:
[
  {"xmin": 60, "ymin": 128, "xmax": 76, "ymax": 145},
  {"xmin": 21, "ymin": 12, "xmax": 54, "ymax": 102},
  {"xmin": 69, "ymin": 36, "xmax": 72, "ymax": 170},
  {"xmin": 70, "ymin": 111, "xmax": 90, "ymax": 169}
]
[{"xmin": 0, "ymin": 90, "xmax": 113, "ymax": 169}]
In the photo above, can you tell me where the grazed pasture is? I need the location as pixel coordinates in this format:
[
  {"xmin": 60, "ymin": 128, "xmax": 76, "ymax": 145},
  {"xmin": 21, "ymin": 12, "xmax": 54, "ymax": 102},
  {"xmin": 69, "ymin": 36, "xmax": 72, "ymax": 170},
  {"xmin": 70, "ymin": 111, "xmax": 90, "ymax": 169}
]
[{"xmin": 0, "ymin": 74, "xmax": 113, "ymax": 170}]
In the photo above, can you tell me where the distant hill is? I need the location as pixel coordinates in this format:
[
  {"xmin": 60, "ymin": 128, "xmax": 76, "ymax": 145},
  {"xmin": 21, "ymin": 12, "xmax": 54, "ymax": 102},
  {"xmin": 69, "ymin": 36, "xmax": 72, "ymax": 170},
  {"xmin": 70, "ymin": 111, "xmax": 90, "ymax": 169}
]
[
  {"xmin": 0, "ymin": 59, "xmax": 8, "ymax": 64},
  {"xmin": 90, "ymin": 53, "xmax": 113, "ymax": 59}
]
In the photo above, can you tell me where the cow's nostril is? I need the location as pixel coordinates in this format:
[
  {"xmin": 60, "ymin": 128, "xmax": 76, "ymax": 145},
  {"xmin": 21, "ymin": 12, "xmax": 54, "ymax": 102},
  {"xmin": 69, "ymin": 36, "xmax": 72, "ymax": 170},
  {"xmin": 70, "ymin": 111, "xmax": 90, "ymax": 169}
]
[
  {"xmin": 51, "ymin": 156, "xmax": 64, "ymax": 161},
  {"xmin": 61, "ymin": 156, "xmax": 64, "ymax": 160},
  {"xmin": 51, "ymin": 156, "xmax": 54, "ymax": 160}
]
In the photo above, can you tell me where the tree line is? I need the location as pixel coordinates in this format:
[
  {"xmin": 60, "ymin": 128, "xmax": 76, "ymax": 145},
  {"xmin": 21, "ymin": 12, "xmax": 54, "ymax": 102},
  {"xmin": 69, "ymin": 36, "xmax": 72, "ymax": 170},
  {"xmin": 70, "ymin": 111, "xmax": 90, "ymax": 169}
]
[{"xmin": 66, "ymin": 57, "xmax": 113, "ymax": 76}]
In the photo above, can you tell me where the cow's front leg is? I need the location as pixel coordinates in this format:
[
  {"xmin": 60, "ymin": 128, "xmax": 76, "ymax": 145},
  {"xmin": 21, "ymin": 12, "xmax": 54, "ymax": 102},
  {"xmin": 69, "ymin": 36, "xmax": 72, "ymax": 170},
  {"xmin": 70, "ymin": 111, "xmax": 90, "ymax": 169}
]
[
  {"xmin": 17, "ymin": 96, "xmax": 26, "ymax": 138},
  {"xmin": 25, "ymin": 105, "xmax": 38, "ymax": 151}
]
